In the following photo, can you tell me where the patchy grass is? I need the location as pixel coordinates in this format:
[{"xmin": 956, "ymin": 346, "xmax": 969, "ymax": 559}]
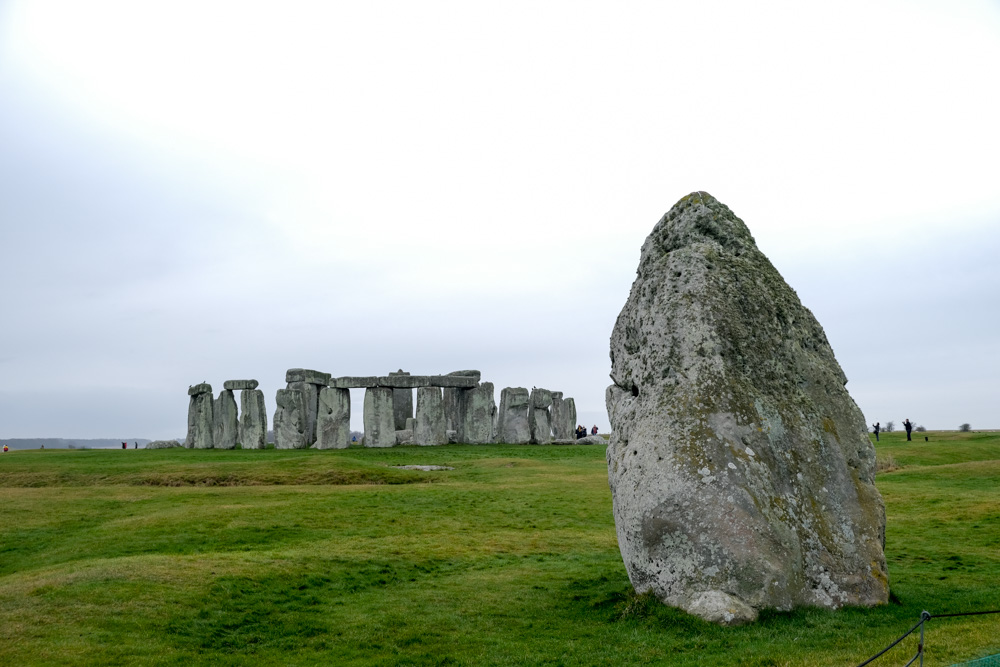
[{"xmin": 1, "ymin": 435, "xmax": 999, "ymax": 665}]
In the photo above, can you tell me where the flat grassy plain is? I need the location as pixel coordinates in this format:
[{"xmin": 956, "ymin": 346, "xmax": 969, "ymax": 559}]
[{"xmin": 1, "ymin": 432, "xmax": 999, "ymax": 666}]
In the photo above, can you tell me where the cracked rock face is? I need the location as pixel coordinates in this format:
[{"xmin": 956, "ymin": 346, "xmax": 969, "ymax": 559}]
[{"xmin": 606, "ymin": 192, "xmax": 888, "ymax": 625}]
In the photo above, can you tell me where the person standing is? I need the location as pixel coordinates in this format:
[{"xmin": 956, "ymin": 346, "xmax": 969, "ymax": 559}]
[
  {"xmin": 903, "ymin": 419, "xmax": 913, "ymax": 441},
  {"xmin": 591, "ymin": 425, "xmax": 598, "ymax": 436},
  {"xmin": 872, "ymin": 422, "xmax": 880, "ymax": 442}
]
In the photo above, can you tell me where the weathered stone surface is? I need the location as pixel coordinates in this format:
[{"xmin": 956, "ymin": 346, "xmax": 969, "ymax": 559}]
[
  {"xmin": 528, "ymin": 388, "xmax": 553, "ymax": 445},
  {"xmin": 447, "ymin": 429, "xmax": 458, "ymax": 444},
  {"xmin": 606, "ymin": 192, "xmax": 888, "ymax": 626},
  {"xmin": 413, "ymin": 386, "xmax": 447, "ymax": 446},
  {"xmin": 146, "ymin": 440, "xmax": 183, "ymax": 449},
  {"xmin": 531, "ymin": 388, "xmax": 553, "ymax": 410},
  {"xmin": 188, "ymin": 382, "xmax": 212, "ymax": 396},
  {"xmin": 329, "ymin": 375, "xmax": 479, "ymax": 389},
  {"xmin": 496, "ymin": 387, "xmax": 530, "ymax": 444},
  {"xmin": 224, "ymin": 379, "xmax": 259, "ymax": 391},
  {"xmin": 404, "ymin": 417, "xmax": 415, "ymax": 432},
  {"xmin": 443, "ymin": 387, "xmax": 460, "ymax": 431},
  {"xmin": 316, "ymin": 387, "xmax": 351, "ymax": 449},
  {"xmin": 395, "ymin": 429, "xmax": 414, "ymax": 445},
  {"xmin": 575, "ymin": 435, "xmax": 606, "ymax": 445},
  {"xmin": 213, "ymin": 390, "xmax": 238, "ymax": 450},
  {"xmin": 381, "ymin": 375, "xmax": 479, "ymax": 388},
  {"xmin": 389, "ymin": 370, "xmax": 413, "ymax": 430},
  {"xmin": 363, "ymin": 387, "xmax": 396, "ymax": 448},
  {"xmin": 239, "ymin": 389, "xmax": 268, "ymax": 449},
  {"xmin": 286, "ymin": 368, "xmax": 331, "ymax": 385},
  {"xmin": 273, "ymin": 388, "xmax": 308, "ymax": 449},
  {"xmin": 329, "ymin": 376, "xmax": 380, "ymax": 389},
  {"xmin": 185, "ymin": 391, "xmax": 214, "ymax": 449},
  {"xmin": 287, "ymin": 381, "xmax": 320, "ymax": 446},
  {"xmin": 456, "ymin": 382, "xmax": 496, "ymax": 444},
  {"xmin": 448, "ymin": 369, "xmax": 482, "ymax": 380},
  {"xmin": 551, "ymin": 393, "xmax": 575, "ymax": 440},
  {"xmin": 565, "ymin": 397, "xmax": 577, "ymax": 436}
]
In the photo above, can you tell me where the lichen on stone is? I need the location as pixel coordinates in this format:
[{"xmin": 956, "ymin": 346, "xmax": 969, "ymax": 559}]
[{"xmin": 607, "ymin": 192, "xmax": 889, "ymax": 626}]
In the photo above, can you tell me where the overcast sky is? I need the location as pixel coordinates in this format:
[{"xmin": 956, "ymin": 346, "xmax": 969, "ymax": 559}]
[{"xmin": 1, "ymin": 1, "xmax": 998, "ymax": 440}]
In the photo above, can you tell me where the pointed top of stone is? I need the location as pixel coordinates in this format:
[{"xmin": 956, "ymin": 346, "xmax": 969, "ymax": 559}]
[{"xmin": 643, "ymin": 191, "xmax": 757, "ymax": 262}]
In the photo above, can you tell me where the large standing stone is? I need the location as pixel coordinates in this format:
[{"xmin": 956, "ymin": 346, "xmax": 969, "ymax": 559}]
[
  {"xmin": 363, "ymin": 387, "xmax": 396, "ymax": 448},
  {"xmin": 287, "ymin": 381, "xmax": 320, "ymax": 447},
  {"xmin": 606, "ymin": 192, "xmax": 888, "ymax": 626},
  {"xmin": 213, "ymin": 389, "xmax": 238, "ymax": 450},
  {"xmin": 239, "ymin": 388, "xmax": 268, "ymax": 449},
  {"xmin": 273, "ymin": 388, "xmax": 308, "ymax": 449},
  {"xmin": 443, "ymin": 387, "xmax": 460, "ymax": 431},
  {"xmin": 185, "ymin": 383, "xmax": 214, "ymax": 449},
  {"xmin": 316, "ymin": 387, "xmax": 351, "ymax": 449},
  {"xmin": 413, "ymin": 386, "xmax": 447, "ymax": 446},
  {"xmin": 528, "ymin": 388, "xmax": 553, "ymax": 444},
  {"xmin": 388, "ymin": 369, "xmax": 413, "ymax": 430},
  {"xmin": 442, "ymin": 371, "xmax": 480, "ymax": 430},
  {"xmin": 496, "ymin": 387, "xmax": 530, "ymax": 444},
  {"xmin": 456, "ymin": 382, "xmax": 496, "ymax": 444},
  {"xmin": 551, "ymin": 392, "xmax": 575, "ymax": 440}
]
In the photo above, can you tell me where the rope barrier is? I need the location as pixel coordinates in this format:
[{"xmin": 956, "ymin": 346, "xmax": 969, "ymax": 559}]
[{"xmin": 856, "ymin": 609, "xmax": 1000, "ymax": 667}]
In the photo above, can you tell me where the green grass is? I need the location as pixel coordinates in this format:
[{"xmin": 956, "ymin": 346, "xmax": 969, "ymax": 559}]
[{"xmin": 1, "ymin": 434, "xmax": 999, "ymax": 665}]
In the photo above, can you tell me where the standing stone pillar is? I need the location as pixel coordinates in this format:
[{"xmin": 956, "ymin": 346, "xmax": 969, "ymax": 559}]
[
  {"xmin": 496, "ymin": 387, "xmax": 530, "ymax": 444},
  {"xmin": 185, "ymin": 383, "xmax": 215, "ymax": 449},
  {"xmin": 286, "ymin": 369, "xmax": 331, "ymax": 447},
  {"xmin": 274, "ymin": 388, "xmax": 308, "ymax": 449},
  {"xmin": 550, "ymin": 392, "xmax": 570, "ymax": 440},
  {"xmin": 529, "ymin": 388, "xmax": 553, "ymax": 444},
  {"xmin": 565, "ymin": 397, "xmax": 577, "ymax": 435},
  {"xmin": 443, "ymin": 371, "xmax": 479, "ymax": 430},
  {"xmin": 388, "ymin": 369, "xmax": 413, "ymax": 430},
  {"xmin": 363, "ymin": 387, "xmax": 396, "ymax": 448},
  {"xmin": 213, "ymin": 389, "xmax": 238, "ymax": 450},
  {"xmin": 239, "ymin": 388, "xmax": 268, "ymax": 449},
  {"xmin": 457, "ymin": 382, "xmax": 496, "ymax": 444},
  {"xmin": 414, "ymin": 386, "xmax": 447, "ymax": 446},
  {"xmin": 316, "ymin": 387, "xmax": 351, "ymax": 449}
]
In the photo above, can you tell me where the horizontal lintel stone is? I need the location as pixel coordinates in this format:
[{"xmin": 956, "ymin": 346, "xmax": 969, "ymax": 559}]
[
  {"xmin": 285, "ymin": 368, "xmax": 331, "ymax": 385},
  {"xmin": 224, "ymin": 379, "xmax": 259, "ymax": 391},
  {"xmin": 188, "ymin": 383, "xmax": 212, "ymax": 396},
  {"xmin": 329, "ymin": 375, "xmax": 480, "ymax": 389},
  {"xmin": 329, "ymin": 376, "xmax": 381, "ymax": 389}
]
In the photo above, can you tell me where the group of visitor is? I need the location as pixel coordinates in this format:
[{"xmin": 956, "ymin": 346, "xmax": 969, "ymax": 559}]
[{"xmin": 575, "ymin": 425, "xmax": 599, "ymax": 439}]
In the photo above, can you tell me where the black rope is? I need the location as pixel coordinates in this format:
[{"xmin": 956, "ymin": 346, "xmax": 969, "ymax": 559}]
[
  {"xmin": 856, "ymin": 609, "xmax": 1000, "ymax": 667},
  {"xmin": 929, "ymin": 609, "xmax": 1000, "ymax": 619},
  {"xmin": 856, "ymin": 617, "xmax": 926, "ymax": 667}
]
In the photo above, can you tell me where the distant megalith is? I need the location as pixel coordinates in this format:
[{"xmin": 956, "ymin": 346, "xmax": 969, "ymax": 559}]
[
  {"xmin": 496, "ymin": 387, "xmax": 530, "ymax": 444},
  {"xmin": 456, "ymin": 382, "xmax": 496, "ymax": 444},
  {"xmin": 146, "ymin": 440, "xmax": 183, "ymax": 449},
  {"xmin": 316, "ymin": 387, "xmax": 351, "ymax": 449},
  {"xmin": 363, "ymin": 387, "xmax": 396, "ymax": 448},
  {"xmin": 274, "ymin": 388, "xmax": 308, "ymax": 449},
  {"xmin": 606, "ymin": 192, "xmax": 888, "ymax": 626},
  {"xmin": 213, "ymin": 389, "xmax": 239, "ymax": 450},
  {"xmin": 186, "ymin": 383, "xmax": 214, "ymax": 449},
  {"xmin": 239, "ymin": 388, "xmax": 268, "ymax": 450},
  {"xmin": 389, "ymin": 369, "xmax": 414, "ymax": 430},
  {"xmin": 528, "ymin": 388, "xmax": 553, "ymax": 445},
  {"xmin": 413, "ymin": 386, "xmax": 448, "ymax": 446}
]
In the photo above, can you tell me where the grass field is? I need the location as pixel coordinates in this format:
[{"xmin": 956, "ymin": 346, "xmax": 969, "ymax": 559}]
[{"xmin": 1, "ymin": 431, "xmax": 999, "ymax": 666}]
